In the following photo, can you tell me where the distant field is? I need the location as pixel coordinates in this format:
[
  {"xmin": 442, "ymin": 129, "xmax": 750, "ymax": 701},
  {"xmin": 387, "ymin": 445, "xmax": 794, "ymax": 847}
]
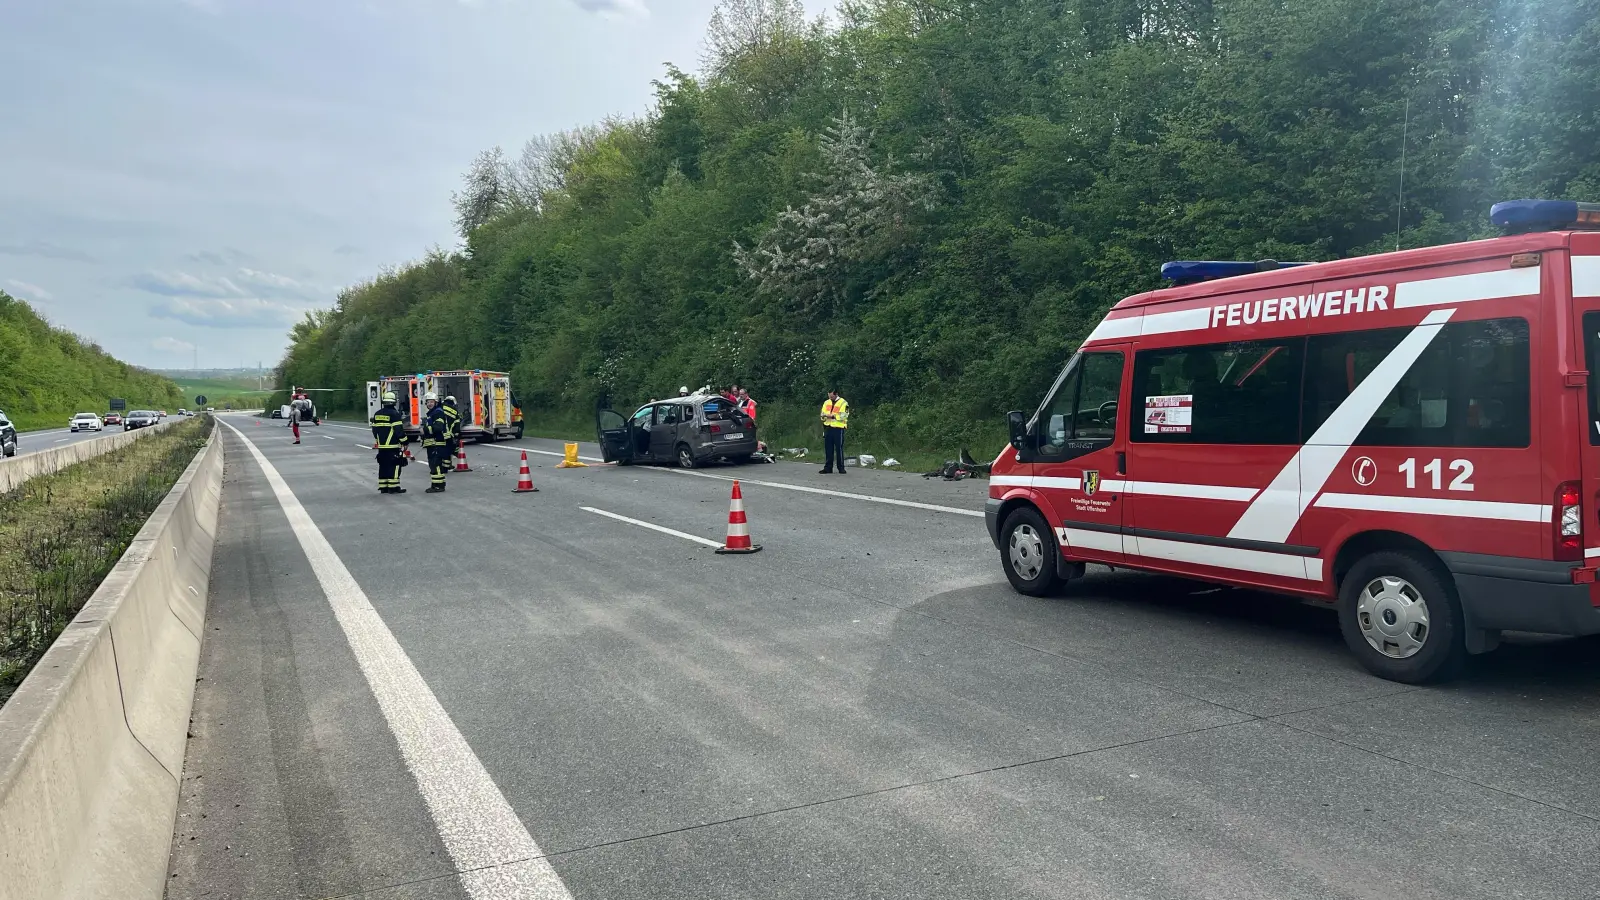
[{"xmin": 169, "ymin": 377, "xmax": 274, "ymax": 400}]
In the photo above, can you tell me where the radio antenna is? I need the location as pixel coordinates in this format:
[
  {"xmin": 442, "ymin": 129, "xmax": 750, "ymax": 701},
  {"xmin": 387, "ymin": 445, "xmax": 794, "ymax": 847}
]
[{"xmin": 1396, "ymin": 97, "xmax": 1409, "ymax": 252}]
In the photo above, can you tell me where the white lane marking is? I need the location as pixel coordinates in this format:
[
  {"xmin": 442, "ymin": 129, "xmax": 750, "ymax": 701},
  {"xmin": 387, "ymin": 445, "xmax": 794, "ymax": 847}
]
[
  {"xmin": 580, "ymin": 506, "xmax": 725, "ymax": 548},
  {"xmin": 663, "ymin": 468, "xmax": 984, "ymax": 518},
  {"xmin": 1229, "ymin": 307, "xmax": 1455, "ymax": 543},
  {"xmin": 1574, "ymin": 257, "xmax": 1600, "ymax": 298},
  {"xmin": 355, "ymin": 428, "xmax": 981, "ymax": 518},
  {"xmin": 1394, "ymin": 266, "xmax": 1540, "ymax": 308},
  {"xmin": 321, "ymin": 434, "xmax": 337, "ymax": 440},
  {"xmin": 477, "ymin": 443, "xmax": 606, "ymax": 464},
  {"xmin": 221, "ymin": 423, "xmax": 572, "ymax": 900},
  {"xmin": 1314, "ymin": 492, "xmax": 1550, "ymax": 522},
  {"xmin": 54, "ymin": 438, "xmax": 68, "ymax": 443}
]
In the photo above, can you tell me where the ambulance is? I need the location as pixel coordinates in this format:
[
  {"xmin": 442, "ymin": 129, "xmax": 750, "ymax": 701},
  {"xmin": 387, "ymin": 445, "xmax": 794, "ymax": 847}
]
[
  {"xmin": 366, "ymin": 371, "xmax": 516, "ymax": 442},
  {"xmin": 367, "ymin": 375, "xmax": 426, "ymax": 437},
  {"xmin": 987, "ymin": 199, "xmax": 1600, "ymax": 683}
]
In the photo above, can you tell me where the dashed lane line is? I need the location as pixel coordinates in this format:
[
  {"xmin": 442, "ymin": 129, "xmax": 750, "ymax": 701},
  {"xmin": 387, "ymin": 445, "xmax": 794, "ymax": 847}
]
[
  {"xmin": 580, "ymin": 506, "xmax": 725, "ymax": 548},
  {"xmin": 220, "ymin": 422, "xmax": 572, "ymax": 900},
  {"xmin": 322, "ymin": 422, "xmax": 982, "ymax": 519}
]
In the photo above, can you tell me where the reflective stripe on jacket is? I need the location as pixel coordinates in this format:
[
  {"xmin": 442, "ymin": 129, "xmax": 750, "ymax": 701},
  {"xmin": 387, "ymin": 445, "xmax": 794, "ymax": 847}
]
[
  {"xmin": 441, "ymin": 403, "xmax": 461, "ymax": 439},
  {"xmin": 371, "ymin": 406, "xmax": 407, "ymax": 449},
  {"xmin": 422, "ymin": 406, "xmax": 451, "ymax": 447},
  {"xmin": 821, "ymin": 397, "xmax": 849, "ymax": 429}
]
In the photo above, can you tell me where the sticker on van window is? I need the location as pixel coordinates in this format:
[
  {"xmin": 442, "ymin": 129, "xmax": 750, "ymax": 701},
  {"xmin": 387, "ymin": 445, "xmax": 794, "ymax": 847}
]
[{"xmin": 1144, "ymin": 394, "xmax": 1193, "ymax": 433}]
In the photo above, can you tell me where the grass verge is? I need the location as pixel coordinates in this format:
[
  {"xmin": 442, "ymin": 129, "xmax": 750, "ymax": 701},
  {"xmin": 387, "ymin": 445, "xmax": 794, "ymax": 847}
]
[{"xmin": 0, "ymin": 416, "xmax": 213, "ymax": 708}]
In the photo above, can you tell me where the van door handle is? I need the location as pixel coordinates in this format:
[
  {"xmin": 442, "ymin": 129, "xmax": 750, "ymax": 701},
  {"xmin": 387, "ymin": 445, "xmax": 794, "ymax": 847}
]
[{"xmin": 1117, "ymin": 451, "xmax": 1127, "ymax": 475}]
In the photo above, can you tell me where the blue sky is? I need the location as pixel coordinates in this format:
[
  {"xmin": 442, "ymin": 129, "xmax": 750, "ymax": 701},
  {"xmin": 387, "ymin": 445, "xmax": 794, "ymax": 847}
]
[{"xmin": 0, "ymin": 0, "xmax": 826, "ymax": 370}]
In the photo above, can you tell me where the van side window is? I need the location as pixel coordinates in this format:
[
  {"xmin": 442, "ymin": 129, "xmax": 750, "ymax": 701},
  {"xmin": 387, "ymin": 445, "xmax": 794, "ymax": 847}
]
[
  {"xmin": 1035, "ymin": 351, "xmax": 1124, "ymax": 458},
  {"xmin": 1584, "ymin": 312, "xmax": 1600, "ymax": 445},
  {"xmin": 1305, "ymin": 317, "xmax": 1529, "ymax": 448},
  {"xmin": 1130, "ymin": 339, "xmax": 1304, "ymax": 444}
]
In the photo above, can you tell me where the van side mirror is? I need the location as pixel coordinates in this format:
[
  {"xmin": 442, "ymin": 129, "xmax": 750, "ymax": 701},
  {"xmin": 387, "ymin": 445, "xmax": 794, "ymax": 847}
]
[{"xmin": 1006, "ymin": 410, "xmax": 1028, "ymax": 449}]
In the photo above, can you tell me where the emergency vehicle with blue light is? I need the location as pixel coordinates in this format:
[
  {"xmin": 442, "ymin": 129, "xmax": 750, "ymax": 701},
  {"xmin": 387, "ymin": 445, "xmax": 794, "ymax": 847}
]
[{"xmin": 987, "ymin": 199, "xmax": 1600, "ymax": 683}]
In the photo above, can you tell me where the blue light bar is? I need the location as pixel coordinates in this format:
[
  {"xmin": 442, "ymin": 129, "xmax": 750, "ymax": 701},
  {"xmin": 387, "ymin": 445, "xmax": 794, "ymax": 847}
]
[
  {"xmin": 1161, "ymin": 260, "xmax": 1314, "ymax": 283},
  {"xmin": 1490, "ymin": 198, "xmax": 1600, "ymax": 229}
]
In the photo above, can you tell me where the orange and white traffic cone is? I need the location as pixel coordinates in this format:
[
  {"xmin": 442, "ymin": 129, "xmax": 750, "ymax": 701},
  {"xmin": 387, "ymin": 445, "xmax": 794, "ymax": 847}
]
[
  {"xmin": 454, "ymin": 443, "xmax": 472, "ymax": 472},
  {"xmin": 512, "ymin": 450, "xmax": 538, "ymax": 493},
  {"xmin": 715, "ymin": 480, "xmax": 761, "ymax": 554}
]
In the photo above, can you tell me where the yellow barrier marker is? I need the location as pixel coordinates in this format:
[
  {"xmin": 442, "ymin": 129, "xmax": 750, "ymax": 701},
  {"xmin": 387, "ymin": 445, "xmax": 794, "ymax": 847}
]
[{"xmin": 556, "ymin": 442, "xmax": 588, "ymax": 467}]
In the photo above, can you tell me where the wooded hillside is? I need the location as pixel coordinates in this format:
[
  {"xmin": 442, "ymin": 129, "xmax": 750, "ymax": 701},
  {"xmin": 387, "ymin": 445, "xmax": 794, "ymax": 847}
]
[
  {"xmin": 0, "ymin": 293, "xmax": 184, "ymax": 428},
  {"xmin": 278, "ymin": 0, "xmax": 1600, "ymax": 454}
]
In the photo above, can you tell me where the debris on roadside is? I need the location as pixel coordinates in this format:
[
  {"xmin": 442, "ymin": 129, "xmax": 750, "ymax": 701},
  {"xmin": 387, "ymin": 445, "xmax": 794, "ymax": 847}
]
[
  {"xmin": 781, "ymin": 447, "xmax": 809, "ymax": 458},
  {"xmin": 881, "ymin": 458, "xmax": 900, "ymax": 467},
  {"xmin": 857, "ymin": 454, "xmax": 877, "ymax": 467},
  {"xmin": 923, "ymin": 449, "xmax": 992, "ymax": 481}
]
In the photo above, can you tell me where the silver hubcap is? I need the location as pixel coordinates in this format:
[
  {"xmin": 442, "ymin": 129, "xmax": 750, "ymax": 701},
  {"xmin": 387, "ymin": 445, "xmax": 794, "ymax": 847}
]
[
  {"xmin": 1008, "ymin": 524, "xmax": 1045, "ymax": 581},
  {"xmin": 1356, "ymin": 575, "xmax": 1430, "ymax": 659}
]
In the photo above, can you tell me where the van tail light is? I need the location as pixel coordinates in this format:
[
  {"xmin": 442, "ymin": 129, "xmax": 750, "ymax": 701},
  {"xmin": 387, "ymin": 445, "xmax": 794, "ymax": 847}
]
[
  {"xmin": 708, "ymin": 422, "xmax": 723, "ymax": 434},
  {"xmin": 1554, "ymin": 481, "xmax": 1583, "ymax": 561}
]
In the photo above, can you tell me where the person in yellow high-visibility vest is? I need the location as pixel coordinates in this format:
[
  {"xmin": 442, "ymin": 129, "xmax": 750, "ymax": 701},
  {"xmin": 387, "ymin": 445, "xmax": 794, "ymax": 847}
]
[{"xmin": 820, "ymin": 389, "xmax": 849, "ymax": 475}]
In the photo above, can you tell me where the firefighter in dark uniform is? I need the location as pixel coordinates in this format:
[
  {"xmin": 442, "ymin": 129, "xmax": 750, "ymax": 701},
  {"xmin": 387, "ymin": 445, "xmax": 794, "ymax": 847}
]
[
  {"xmin": 371, "ymin": 390, "xmax": 408, "ymax": 494},
  {"xmin": 442, "ymin": 394, "xmax": 462, "ymax": 460},
  {"xmin": 422, "ymin": 391, "xmax": 451, "ymax": 493}
]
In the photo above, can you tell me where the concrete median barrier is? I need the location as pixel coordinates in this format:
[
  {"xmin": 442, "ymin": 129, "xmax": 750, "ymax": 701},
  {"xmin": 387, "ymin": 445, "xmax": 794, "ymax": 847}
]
[
  {"xmin": 0, "ymin": 422, "xmax": 175, "ymax": 494},
  {"xmin": 0, "ymin": 429, "xmax": 222, "ymax": 900}
]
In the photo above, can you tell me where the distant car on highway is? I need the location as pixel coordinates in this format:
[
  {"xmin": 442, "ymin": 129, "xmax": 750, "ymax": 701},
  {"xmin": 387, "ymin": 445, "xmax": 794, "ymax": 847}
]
[
  {"xmin": 104, "ymin": 412, "xmax": 122, "ymax": 426},
  {"xmin": 158, "ymin": 410, "xmax": 168, "ymax": 419},
  {"xmin": 69, "ymin": 412, "xmax": 103, "ymax": 432},
  {"xmin": 269, "ymin": 407, "xmax": 282, "ymax": 419},
  {"xmin": 123, "ymin": 410, "xmax": 160, "ymax": 430},
  {"xmin": 178, "ymin": 408, "xmax": 188, "ymax": 416},
  {"xmin": 596, "ymin": 394, "xmax": 758, "ymax": 469},
  {"xmin": 0, "ymin": 409, "xmax": 15, "ymax": 457}
]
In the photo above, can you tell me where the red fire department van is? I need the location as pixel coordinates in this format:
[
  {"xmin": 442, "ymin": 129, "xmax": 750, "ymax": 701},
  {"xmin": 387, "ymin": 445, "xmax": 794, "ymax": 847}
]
[{"xmin": 987, "ymin": 199, "xmax": 1600, "ymax": 683}]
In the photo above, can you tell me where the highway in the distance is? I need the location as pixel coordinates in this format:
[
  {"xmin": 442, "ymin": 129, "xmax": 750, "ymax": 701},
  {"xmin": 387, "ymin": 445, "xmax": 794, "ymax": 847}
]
[
  {"xmin": 165, "ymin": 414, "xmax": 1600, "ymax": 900},
  {"xmin": 11, "ymin": 423, "xmax": 133, "ymax": 457}
]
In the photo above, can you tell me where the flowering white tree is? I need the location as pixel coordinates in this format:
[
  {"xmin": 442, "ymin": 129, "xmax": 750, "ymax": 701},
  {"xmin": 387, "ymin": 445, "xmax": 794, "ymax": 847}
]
[{"xmin": 734, "ymin": 110, "xmax": 938, "ymax": 319}]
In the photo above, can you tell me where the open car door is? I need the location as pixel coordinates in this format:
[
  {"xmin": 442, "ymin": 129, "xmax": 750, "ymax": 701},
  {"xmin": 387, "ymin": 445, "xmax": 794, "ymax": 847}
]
[{"xmin": 596, "ymin": 408, "xmax": 634, "ymax": 464}]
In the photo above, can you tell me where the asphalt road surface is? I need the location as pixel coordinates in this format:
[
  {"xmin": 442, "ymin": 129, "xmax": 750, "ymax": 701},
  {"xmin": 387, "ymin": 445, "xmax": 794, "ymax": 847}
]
[{"xmin": 166, "ymin": 415, "xmax": 1600, "ymax": 900}]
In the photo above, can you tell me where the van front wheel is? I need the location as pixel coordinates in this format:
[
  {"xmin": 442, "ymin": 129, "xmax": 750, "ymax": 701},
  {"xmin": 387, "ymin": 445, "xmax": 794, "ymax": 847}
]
[
  {"xmin": 1338, "ymin": 549, "xmax": 1467, "ymax": 684},
  {"xmin": 1000, "ymin": 507, "xmax": 1061, "ymax": 597}
]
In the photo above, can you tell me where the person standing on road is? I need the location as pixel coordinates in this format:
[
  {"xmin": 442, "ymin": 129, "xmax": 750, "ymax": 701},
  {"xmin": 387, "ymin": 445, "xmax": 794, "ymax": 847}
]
[
  {"xmin": 422, "ymin": 392, "xmax": 451, "ymax": 493},
  {"xmin": 820, "ymin": 389, "xmax": 849, "ymax": 475},
  {"xmin": 371, "ymin": 391, "xmax": 409, "ymax": 494},
  {"xmin": 289, "ymin": 393, "xmax": 304, "ymax": 444},
  {"xmin": 442, "ymin": 394, "xmax": 462, "ymax": 460}
]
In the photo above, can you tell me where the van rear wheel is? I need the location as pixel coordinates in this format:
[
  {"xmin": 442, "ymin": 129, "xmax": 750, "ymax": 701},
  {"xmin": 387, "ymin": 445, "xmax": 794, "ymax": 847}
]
[
  {"xmin": 676, "ymin": 443, "xmax": 696, "ymax": 469},
  {"xmin": 1338, "ymin": 549, "xmax": 1467, "ymax": 684},
  {"xmin": 1000, "ymin": 507, "xmax": 1061, "ymax": 597}
]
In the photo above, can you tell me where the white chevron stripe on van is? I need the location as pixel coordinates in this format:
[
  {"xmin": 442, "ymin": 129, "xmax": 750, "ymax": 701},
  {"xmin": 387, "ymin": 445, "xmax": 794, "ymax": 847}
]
[{"xmin": 1227, "ymin": 307, "xmax": 1456, "ymax": 544}]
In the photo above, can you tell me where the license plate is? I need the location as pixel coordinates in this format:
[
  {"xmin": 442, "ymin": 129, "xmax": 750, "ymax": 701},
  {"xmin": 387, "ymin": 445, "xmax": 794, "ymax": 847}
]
[{"xmin": 722, "ymin": 432, "xmax": 745, "ymax": 440}]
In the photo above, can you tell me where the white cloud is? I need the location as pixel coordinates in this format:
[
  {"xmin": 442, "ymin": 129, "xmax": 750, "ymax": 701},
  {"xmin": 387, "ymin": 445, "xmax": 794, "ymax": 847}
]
[
  {"xmin": 0, "ymin": 240, "xmax": 98, "ymax": 263},
  {"xmin": 569, "ymin": 0, "xmax": 648, "ymax": 19},
  {"xmin": 6, "ymin": 279, "xmax": 54, "ymax": 302},
  {"xmin": 150, "ymin": 296, "xmax": 305, "ymax": 329},
  {"xmin": 236, "ymin": 267, "xmax": 322, "ymax": 299},
  {"xmin": 151, "ymin": 336, "xmax": 197, "ymax": 353},
  {"xmin": 129, "ymin": 270, "xmax": 248, "ymax": 298}
]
